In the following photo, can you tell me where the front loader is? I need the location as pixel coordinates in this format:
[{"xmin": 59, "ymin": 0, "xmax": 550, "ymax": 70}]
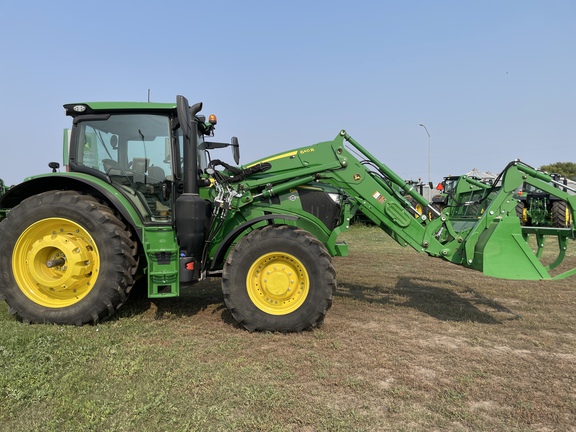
[{"xmin": 0, "ymin": 95, "xmax": 574, "ymax": 332}]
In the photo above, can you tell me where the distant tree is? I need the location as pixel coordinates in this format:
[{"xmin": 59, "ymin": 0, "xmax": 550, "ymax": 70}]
[{"xmin": 538, "ymin": 162, "xmax": 576, "ymax": 180}]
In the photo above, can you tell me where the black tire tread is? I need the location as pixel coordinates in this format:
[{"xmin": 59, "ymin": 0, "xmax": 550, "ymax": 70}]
[
  {"xmin": 551, "ymin": 200, "xmax": 572, "ymax": 228},
  {"xmin": 0, "ymin": 190, "xmax": 137, "ymax": 325},
  {"xmin": 222, "ymin": 225, "xmax": 336, "ymax": 332}
]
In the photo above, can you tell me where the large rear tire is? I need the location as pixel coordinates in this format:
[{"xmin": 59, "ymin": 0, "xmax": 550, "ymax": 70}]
[
  {"xmin": 516, "ymin": 201, "xmax": 528, "ymax": 226},
  {"xmin": 0, "ymin": 191, "xmax": 137, "ymax": 325},
  {"xmin": 551, "ymin": 200, "xmax": 572, "ymax": 228},
  {"xmin": 222, "ymin": 225, "xmax": 336, "ymax": 332}
]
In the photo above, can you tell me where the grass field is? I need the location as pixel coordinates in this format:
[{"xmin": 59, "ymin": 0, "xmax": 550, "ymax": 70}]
[{"xmin": 1, "ymin": 225, "xmax": 575, "ymax": 431}]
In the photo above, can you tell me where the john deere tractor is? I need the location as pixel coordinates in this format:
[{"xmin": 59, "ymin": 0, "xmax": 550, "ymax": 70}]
[
  {"xmin": 515, "ymin": 175, "xmax": 574, "ymax": 228},
  {"xmin": 0, "ymin": 96, "xmax": 574, "ymax": 332}
]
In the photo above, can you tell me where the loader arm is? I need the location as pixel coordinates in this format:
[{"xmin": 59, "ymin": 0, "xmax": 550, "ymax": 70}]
[{"xmin": 210, "ymin": 130, "xmax": 575, "ymax": 281}]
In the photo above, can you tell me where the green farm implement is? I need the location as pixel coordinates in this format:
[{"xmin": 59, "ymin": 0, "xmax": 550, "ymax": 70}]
[{"xmin": 0, "ymin": 96, "xmax": 574, "ymax": 331}]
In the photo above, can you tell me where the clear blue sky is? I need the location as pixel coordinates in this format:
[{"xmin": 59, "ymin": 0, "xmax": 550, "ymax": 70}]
[{"xmin": 1, "ymin": 0, "xmax": 574, "ymax": 186}]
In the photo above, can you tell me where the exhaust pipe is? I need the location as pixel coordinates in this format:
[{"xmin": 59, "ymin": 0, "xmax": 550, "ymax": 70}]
[
  {"xmin": 175, "ymin": 96, "xmax": 207, "ymax": 276},
  {"xmin": 177, "ymin": 95, "xmax": 202, "ymax": 194}
]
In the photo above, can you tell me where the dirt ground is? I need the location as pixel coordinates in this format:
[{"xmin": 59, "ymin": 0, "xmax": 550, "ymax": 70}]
[{"xmin": 320, "ymin": 226, "xmax": 576, "ymax": 430}]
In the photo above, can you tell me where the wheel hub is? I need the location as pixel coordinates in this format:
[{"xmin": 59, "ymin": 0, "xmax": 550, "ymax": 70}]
[
  {"xmin": 13, "ymin": 218, "xmax": 100, "ymax": 308},
  {"xmin": 263, "ymin": 265, "xmax": 292, "ymax": 296},
  {"xmin": 246, "ymin": 252, "xmax": 309, "ymax": 315}
]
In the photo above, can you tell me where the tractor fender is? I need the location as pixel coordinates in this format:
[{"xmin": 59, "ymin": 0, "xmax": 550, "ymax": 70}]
[
  {"xmin": 209, "ymin": 214, "xmax": 299, "ymax": 270},
  {"xmin": 0, "ymin": 174, "xmax": 143, "ymax": 240}
]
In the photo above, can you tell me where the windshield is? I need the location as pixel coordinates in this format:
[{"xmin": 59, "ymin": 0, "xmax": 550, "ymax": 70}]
[
  {"xmin": 76, "ymin": 114, "xmax": 174, "ymax": 223},
  {"xmin": 524, "ymin": 184, "xmax": 545, "ymax": 194},
  {"xmin": 444, "ymin": 179, "xmax": 457, "ymax": 194}
]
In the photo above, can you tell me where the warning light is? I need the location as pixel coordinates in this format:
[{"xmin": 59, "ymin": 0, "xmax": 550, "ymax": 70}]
[{"xmin": 209, "ymin": 114, "xmax": 217, "ymax": 125}]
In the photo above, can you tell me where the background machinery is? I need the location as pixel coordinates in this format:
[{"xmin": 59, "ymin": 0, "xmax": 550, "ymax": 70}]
[
  {"xmin": 515, "ymin": 175, "xmax": 574, "ymax": 228},
  {"xmin": 0, "ymin": 96, "xmax": 574, "ymax": 332},
  {"xmin": 430, "ymin": 175, "xmax": 462, "ymax": 215}
]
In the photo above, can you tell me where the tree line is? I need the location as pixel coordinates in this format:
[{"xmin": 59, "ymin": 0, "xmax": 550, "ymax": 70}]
[{"xmin": 539, "ymin": 162, "xmax": 576, "ymax": 180}]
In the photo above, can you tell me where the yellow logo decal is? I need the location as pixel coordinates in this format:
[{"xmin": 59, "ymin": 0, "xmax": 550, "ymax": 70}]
[{"xmin": 299, "ymin": 148, "xmax": 315, "ymax": 154}]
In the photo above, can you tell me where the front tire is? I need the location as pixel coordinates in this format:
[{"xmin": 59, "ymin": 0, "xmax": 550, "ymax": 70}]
[
  {"xmin": 222, "ymin": 225, "xmax": 336, "ymax": 332},
  {"xmin": 0, "ymin": 191, "xmax": 137, "ymax": 325}
]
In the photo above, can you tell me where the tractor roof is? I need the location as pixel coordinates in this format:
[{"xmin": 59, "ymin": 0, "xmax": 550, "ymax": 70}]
[{"xmin": 64, "ymin": 101, "xmax": 178, "ymax": 117}]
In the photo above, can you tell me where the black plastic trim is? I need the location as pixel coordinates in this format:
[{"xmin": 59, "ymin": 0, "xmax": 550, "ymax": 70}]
[{"xmin": 209, "ymin": 214, "xmax": 299, "ymax": 270}]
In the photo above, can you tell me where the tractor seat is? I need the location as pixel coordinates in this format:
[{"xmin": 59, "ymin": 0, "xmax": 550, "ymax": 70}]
[
  {"xmin": 102, "ymin": 159, "xmax": 124, "ymax": 176},
  {"xmin": 147, "ymin": 165, "xmax": 166, "ymax": 184}
]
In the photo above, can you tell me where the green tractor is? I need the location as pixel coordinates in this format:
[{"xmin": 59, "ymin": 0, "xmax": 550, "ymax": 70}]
[
  {"xmin": 430, "ymin": 172, "xmax": 499, "ymax": 220},
  {"xmin": 515, "ymin": 175, "xmax": 574, "ymax": 228},
  {"xmin": 0, "ymin": 179, "xmax": 9, "ymax": 219},
  {"xmin": 0, "ymin": 96, "xmax": 575, "ymax": 332},
  {"xmin": 430, "ymin": 175, "xmax": 461, "ymax": 215},
  {"xmin": 0, "ymin": 178, "xmax": 7, "ymax": 197}
]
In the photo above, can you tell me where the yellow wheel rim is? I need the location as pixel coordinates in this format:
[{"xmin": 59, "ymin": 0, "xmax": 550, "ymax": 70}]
[
  {"xmin": 12, "ymin": 218, "xmax": 100, "ymax": 308},
  {"xmin": 415, "ymin": 203, "xmax": 423, "ymax": 219},
  {"xmin": 522, "ymin": 207, "xmax": 529, "ymax": 224},
  {"xmin": 246, "ymin": 252, "xmax": 309, "ymax": 315}
]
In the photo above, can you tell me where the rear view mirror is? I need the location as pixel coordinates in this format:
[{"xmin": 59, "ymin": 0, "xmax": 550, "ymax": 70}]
[
  {"xmin": 231, "ymin": 137, "xmax": 240, "ymax": 165},
  {"xmin": 203, "ymin": 137, "xmax": 241, "ymax": 165}
]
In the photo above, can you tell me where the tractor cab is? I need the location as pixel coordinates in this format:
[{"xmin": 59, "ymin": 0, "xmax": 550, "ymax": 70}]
[{"xmin": 63, "ymin": 99, "xmax": 239, "ymax": 224}]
